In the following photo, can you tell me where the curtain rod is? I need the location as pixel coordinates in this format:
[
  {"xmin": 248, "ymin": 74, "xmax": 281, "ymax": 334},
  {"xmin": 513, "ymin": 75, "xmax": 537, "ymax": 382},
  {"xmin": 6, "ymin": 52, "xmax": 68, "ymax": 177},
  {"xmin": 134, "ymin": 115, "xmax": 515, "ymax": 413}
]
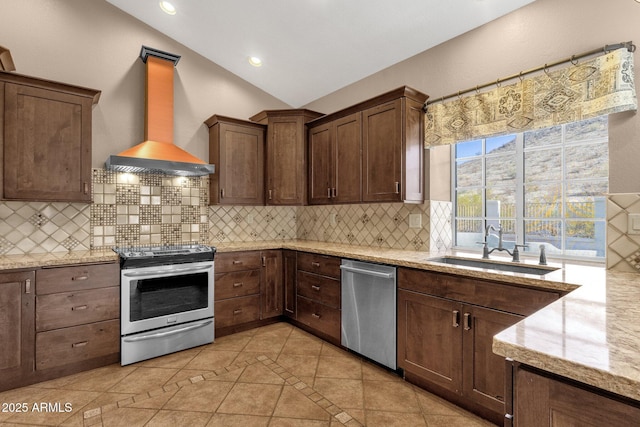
[{"xmin": 425, "ymin": 41, "xmax": 636, "ymax": 107}]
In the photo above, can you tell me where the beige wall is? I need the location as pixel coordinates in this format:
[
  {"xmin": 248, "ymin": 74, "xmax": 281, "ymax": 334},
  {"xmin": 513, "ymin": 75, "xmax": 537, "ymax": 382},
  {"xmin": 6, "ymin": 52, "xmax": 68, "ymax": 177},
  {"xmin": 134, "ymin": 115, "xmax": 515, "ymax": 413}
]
[
  {"xmin": 0, "ymin": 0, "xmax": 289, "ymax": 168},
  {"xmin": 303, "ymin": 0, "xmax": 640, "ymax": 194}
]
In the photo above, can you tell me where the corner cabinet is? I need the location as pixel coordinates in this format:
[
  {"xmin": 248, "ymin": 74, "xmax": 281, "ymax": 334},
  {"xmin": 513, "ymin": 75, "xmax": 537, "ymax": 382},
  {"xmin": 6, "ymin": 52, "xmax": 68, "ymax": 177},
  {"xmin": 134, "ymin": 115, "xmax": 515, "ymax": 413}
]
[
  {"xmin": 205, "ymin": 115, "xmax": 266, "ymax": 206},
  {"xmin": 0, "ymin": 270, "xmax": 35, "ymax": 392},
  {"xmin": 0, "ymin": 71, "xmax": 100, "ymax": 202},
  {"xmin": 397, "ymin": 268, "xmax": 561, "ymax": 425},
  {"xmin": 250, "ymin": 109, "xmax": 323, "ymax": 205},
  {"xmin": 307, "ymin": 86, "xmax": 428, "ymax": 205}
]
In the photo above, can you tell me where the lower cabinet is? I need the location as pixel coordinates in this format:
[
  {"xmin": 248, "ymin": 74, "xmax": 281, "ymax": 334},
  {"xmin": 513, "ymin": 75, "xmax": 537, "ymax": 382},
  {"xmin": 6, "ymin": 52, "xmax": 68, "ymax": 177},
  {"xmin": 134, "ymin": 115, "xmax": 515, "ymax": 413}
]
[
  {"xmin": 282, "ymin": 250, "xmax": 297, "ymax": 319},
  {"xmin": 511, "ymin": 365, "xmax": 640, "ymax": 427},
  {"xmin": 397, "ymin": 267, "xmax": 561, "ymax": 424},
  {"xmin": 294, "ymin": 252, "xmax": 341, "ymax": 344},
  {"xmin": 0, "ymin": 271, "xmax": 35, "ymax": 392},
  {"xmin": 214, "ymin": 250, "xmax": 283, "ymax": 334}
]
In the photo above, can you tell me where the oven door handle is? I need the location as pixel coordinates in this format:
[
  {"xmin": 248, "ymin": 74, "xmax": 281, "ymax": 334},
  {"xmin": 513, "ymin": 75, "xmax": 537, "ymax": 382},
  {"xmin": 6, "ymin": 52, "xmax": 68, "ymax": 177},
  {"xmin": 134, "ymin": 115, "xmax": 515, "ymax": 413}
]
[
  {"xmin": 122, "ymin": 264, "xmax": 212, "ymax": 278},
  {"xmin": 122, "ymin": 320, "xmax": 214, "ymax": 342}
]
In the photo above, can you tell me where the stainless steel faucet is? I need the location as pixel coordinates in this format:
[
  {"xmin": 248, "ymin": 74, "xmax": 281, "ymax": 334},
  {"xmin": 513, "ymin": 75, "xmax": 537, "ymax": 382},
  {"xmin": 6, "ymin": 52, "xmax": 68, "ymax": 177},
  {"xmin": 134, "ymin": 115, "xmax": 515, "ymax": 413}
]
[{"xmin": 481, "ymin": 224, "xmax": 527, "ymax": 262}]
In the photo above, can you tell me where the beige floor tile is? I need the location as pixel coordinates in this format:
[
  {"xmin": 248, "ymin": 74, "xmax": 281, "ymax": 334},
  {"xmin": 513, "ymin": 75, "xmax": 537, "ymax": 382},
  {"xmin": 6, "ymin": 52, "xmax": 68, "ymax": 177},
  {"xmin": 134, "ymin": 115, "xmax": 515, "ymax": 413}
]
[
  {"xmin": 183, "ymin": 349, "xmax": 240, "ymax": 371},
  {"xmin": 361, "ymin": 362, "xmax": 402, "ymax": 382},
  {"xmin": 316, "ymin": 356, "xmax": 362, "ymax": 379},
  {"xmin": 280, "ymin": 336, "xmax": 323, "ymax": 356},
  {"xmin": 145, "ymin": 409, "xmax": 213, "ymax": 426},
  {"xmin": 205, "ymin": 413, "xmax": 270, "ymax": 427},
  {"xmin": 136, "ymin": 346, "xmax": 202, "ymax": 369},
  {"xmin": 414, "ymin": 387, "xmax": 468, "ymax": 416},
  {"xmin": 313, "ymin": 378, "xmax": 364, "ymax": 410},
  {"xmin": 216, "ymin": 383, "xmax": 283, "ymax": 416},
  {"xmin": 269, "ymin": 418, "xmax": 331, "ymax": 427},
  {"xmin": 210, "ymin": 334, "xmax": 252, "ymax": 351},
  {"xmin": 276, "ymin": 353, "xmax": 320, "ymax": 379},
  {"xmin": 0, "ymin": 387, "xmax": 53, "ymax": 422},
  {"xmin": 4, "ymin": 389, "xmax": 101, "ymax": 426},
  {"xmin": 243, "ymin": 336, "xmax": 288, "ymax": 353},
  {"xmin": 362, "ymin": 380, "xmax": 421, "ymax": 413},
  {"xmin": 163, "ymin": 380, "xmax": 234, "ymax": 412},
  {"xmin": 251, "ymin": 322, "xmax": 294, "ymax": 338},
  {"xmin": 320, "ymin": 342, "xmax": 353, "ymax": 359},
  {"xmin": 108, "ymin": 367, "xmax": 178, "ymax": 394},
  {"xmin": 233, "ymin": 351, "xmax": 279, "ymax": 365},
  {"xmin": 365, "ymin": 410, "xmax": 427, "ymax": 427},
  {"xmin": 127, "ymin": 388, "xmax": 177, "ymax": 410},
  {"xmin": 237, "ymin": 362, "xmax": 286, "ymax": 385},
  {"xmin": 100, "ymin": 407, "xmax": 157, "ymax": 427},
  {"xmin": 166, "ymin": 369, "xmax": 210, "ymax": 385},
  {"xmin": 272, "ymin": 385, "xmax": 331, "ymax": 421},
  {"xmin": 423, "ymin": 414, "xmax": 496, "ymax": 426}
]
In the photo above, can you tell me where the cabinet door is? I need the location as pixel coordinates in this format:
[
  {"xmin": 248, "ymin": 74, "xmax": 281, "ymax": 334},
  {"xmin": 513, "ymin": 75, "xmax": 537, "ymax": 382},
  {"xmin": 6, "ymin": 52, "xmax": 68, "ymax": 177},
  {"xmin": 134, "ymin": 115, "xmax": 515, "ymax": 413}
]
[
  {"xmin": 333, "ymin": 113, "xmax": 362, "ymax": 203},
  {"xmin": 260, "ymin": 250, "xmax": 283, "ymax": 318},
  {"xmin": 308, "ymin": 123, "xmax": 333, "ymax": 205},
  {"xmin": 218, "ymin": 122, "xmax": 265, "ymax": 205},
  {"xmin": 0, "ymin": 271, "xmax": 35, "ymax": 392},
  {"xmin": 266, "ymin": 115, "xmax": 306, "ymax": 205},
  {"xmin": 4, "ymin": 83, "xmax": 92, "ymax": 202},
  {"xmin": 397, "ymin": 289, "xmax": 463, "ymax": 394},
  {"xmin": 283, "ymin": 250, "xmax": 297, "ymax": 318},
  {"xmin": 362, "ymin": 99, "xmax": 402, "ymax": 202},
  {"xmin": 462, "ymin": 305, "xmax": 522, "ymax": 414}
]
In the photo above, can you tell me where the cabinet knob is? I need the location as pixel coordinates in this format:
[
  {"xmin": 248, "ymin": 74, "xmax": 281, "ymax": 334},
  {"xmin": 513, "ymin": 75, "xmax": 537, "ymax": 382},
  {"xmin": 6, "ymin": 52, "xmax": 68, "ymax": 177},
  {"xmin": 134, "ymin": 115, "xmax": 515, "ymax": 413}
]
[
  {"xmin": 311, "ymin": 285, "xmax": 321, "ymax": 291},
  {"xmin": 233, "ymin": 309, "xmax": 243, "ymax": 315},
  {"xmin": 232, "ymin": 260, "xmax": 243, "ymax": 265},
  {"xmin": 311, "ymin": 262, "xmax": 320, "ymax": 267},
  {"xmin": 452, "ymin": 310, "xmax": 459, "ymax": 328},
  {"xmin": 72, "ymin": 341, "xmax": 88, "ymax": 348},
  {"xmin": 311, "ymin": 313, "xmax": 321, "ymax": 319},
  {"xmin": 72, "ymin": 275, "xmax": 88, "ymax": 281},
  {"xmin": 72, "ymin": 305, "xmax": 88, "ymax": 311},
  {"xmin": 233, "ymin": 282, "xmax": 243, "ymax": 288}
]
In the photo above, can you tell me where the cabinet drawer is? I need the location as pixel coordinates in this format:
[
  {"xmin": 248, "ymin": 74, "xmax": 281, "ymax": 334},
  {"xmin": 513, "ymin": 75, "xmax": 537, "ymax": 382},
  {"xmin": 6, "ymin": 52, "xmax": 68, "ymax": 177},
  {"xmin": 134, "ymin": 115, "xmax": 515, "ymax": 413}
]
[
  {"xmin": 297, "ymin": 271, "xmax": 340, "ymax": 308},
  {"xmin": 35, "ymin": 319, "xmax": 119, "ymax": 371},
  {"xmin": 215, "ymin": 295, "xmax": 260, "ymax": 328},
  {"xmin": 398, "ymin": 268, "xmax": 560, "ymax": 316},
  {"xmin": 297, "ymin": 252, "xmax": 341, "ymax": 279},
  {"xmin": 215, "ymin": 270, "xmax": 260, "ymax": 301},
  {"xmin": 296, "ymin": 296, "xmax": 340, "ymax": 340},
  {"xmin": 36, "ymin": 286, "xmax": 119, "ymax": 332},
  {"xmin": 216, "ymin": 251, "xmax": 262, "ymax": 273},
  {"xmin": 37, "ymin": 263, "xmax": 119, "ymax": 295}
]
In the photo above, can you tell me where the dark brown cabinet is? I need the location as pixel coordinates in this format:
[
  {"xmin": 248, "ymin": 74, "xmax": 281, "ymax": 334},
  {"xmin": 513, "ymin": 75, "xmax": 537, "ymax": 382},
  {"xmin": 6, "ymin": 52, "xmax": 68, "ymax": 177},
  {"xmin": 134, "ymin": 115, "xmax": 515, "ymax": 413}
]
[
  {"xmin": 260, "ymin": 250, "xmax": 283, "ymax": 318},
  {"xmin": 294, "ymin": 252, "xmax": 341, "ymax": 344},
  {"xmin": 397, "ymin": 267, "xmax": 561, "ymax": 424},
  {"xmin": 205, "ymin": 115, "xmax": 266, "ymax": 205},
  {"xmin": 0, "ymin": 72, "xmax": 99, "ymax": 202},
  {"xmin": 282, "ymin": 250, "xmax": 297, "ymax": 319},
  {"xmin": 511, "ymin": 365, "xmax": 640, "ymax": 427},
  {"xmin": 308, "ymin": 113, "xmax": 362, "ymax": 204},
  {"xmin": 0, "ymin": 270, "xmax": 35, "ymax": 392},
  {"xmin": 250, "ymin": 109, "xmax": 323, "ymax": 205}
]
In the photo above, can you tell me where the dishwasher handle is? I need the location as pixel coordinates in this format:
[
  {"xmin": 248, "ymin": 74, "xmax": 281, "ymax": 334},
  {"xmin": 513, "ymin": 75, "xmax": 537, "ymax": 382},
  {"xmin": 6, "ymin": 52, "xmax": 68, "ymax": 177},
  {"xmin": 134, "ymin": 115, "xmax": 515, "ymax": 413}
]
[{"xmin": 340, "ymin": 264, "xmax": 395, "ymax": 279}]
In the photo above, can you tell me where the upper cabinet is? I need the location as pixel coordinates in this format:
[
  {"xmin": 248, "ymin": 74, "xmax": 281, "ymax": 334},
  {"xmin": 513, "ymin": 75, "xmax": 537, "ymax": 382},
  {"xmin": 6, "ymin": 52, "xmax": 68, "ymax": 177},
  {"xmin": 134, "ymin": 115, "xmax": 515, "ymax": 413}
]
[
  {"xmin": 0, "ymin": 72, "xmax": 100, "ymax": 202},
  {"xmin": 205, "ymin": 115, "xmax": 266, "ymax": 206},
  {"xmin": 250, "ymin": 109, "xmax": 323, "ymax": 205},
  {"xmin": 307, "ymin": 86, "xmax": 428, "ymax": 205}
]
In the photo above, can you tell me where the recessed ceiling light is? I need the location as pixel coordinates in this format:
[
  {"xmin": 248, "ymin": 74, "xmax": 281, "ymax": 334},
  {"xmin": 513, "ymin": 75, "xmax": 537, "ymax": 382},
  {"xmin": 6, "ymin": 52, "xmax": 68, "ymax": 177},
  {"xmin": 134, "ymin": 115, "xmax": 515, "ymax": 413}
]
[
  {"xmin": 248, "ymin": 56, "xmax": 263, "ymax": 67},
  {"xmin": 159, "ymin": 1, "xmax": 176, "ymax": 15}
]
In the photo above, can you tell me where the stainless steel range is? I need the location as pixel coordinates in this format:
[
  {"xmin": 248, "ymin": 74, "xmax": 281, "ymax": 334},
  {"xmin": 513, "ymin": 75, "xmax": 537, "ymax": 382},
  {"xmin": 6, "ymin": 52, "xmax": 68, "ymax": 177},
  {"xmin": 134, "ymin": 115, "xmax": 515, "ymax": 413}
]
[{"xmin": 114, "ymin": 244, "xmax": 216, "ymax": 365}]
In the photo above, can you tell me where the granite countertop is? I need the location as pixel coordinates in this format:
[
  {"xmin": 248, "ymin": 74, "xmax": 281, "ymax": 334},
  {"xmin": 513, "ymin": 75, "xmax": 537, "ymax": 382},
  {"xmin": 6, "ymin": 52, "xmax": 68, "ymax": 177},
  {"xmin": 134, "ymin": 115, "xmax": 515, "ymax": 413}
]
[{"xmin": 2, "ymin": 240, "xmax": 638, "ymax": 402}]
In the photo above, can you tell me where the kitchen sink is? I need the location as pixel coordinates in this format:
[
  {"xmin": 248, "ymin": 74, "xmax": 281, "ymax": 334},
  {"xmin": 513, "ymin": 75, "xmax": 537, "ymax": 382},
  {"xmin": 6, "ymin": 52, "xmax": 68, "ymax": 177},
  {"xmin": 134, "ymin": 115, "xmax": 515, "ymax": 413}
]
[{"xmin": 427, "ymin": 256, "xmax": 559, "ymax": 275}]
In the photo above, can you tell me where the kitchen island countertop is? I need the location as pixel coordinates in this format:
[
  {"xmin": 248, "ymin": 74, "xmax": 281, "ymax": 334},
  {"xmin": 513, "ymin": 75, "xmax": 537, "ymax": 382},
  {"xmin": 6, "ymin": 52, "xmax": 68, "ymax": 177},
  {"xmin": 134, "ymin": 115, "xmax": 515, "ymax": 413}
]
[{"xmin": 1, "ymin": 240, "xmax": 638, "ymax": 402}]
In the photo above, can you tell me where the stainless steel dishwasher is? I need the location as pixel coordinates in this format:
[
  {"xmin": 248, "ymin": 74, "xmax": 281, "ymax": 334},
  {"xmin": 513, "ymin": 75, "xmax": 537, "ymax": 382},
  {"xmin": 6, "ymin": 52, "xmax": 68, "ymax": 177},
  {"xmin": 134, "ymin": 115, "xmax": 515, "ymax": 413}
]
[{"xmin": 340, "ymin": 259, "xmax": 397, "ymax": 370}]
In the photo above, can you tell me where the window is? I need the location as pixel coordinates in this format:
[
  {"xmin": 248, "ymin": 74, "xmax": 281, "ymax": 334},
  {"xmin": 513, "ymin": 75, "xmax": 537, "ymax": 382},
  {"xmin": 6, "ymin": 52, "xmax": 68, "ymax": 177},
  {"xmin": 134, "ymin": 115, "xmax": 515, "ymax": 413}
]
[{"xmin": 453, "ymin": 116, "xmax": 608, "ymax": 260}]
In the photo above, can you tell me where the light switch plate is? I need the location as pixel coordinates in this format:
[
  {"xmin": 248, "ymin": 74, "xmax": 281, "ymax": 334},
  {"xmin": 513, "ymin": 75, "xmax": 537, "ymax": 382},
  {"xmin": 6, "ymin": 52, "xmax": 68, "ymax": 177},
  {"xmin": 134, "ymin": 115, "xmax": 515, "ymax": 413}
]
[
  {"xmin": 628, "ymin": 213, "xmax": 640, "ymax": 234},
  {"xmin": 409, "ymin": 213, "xmax": 422, "ymax": 229}
]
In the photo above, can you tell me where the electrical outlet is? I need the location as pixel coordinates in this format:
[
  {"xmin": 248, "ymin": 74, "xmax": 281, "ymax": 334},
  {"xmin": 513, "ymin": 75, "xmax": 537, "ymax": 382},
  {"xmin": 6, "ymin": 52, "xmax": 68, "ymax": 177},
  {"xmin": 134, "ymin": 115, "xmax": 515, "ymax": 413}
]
[{"xmin": 409, "ymin": 213, "xmax": 422, "ymax": 229}]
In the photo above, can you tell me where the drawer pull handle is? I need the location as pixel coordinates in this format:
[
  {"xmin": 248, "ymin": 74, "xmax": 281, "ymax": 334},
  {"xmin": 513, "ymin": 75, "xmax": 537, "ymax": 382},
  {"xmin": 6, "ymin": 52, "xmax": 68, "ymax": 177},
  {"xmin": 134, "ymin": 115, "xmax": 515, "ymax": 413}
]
[
  {"xmin": 311, "ymin": 313, "xmax": 321, "ymax": 319},
  {"xmin": 311, "ymin": 262, "xmax": 320, "ymax": 267},
  {"xmin": 452, "ymin": 310, "xmax": 460, "ymax": 328},
  {"xmin": 311, "ymin": 285, "xmax": 321, "ymax": 291},
  {"xmin": 72, "ymin": 275, "xmax": 88, "ymax": 281},
  {"xmin": 233, "ymin": 309, "xmax": 243, "ymax": 315},
  {"xmin": 233, "ymin": 282, "xmax": 243, "ymax": 288},
  {"xmin": 395, "ymin": 181, "xmax": 400, "ymax": 194},
  {"xmin": 72, "ymin": 341, "xmax": 88, "ymax": 348},
  {"xmin": 232, "ymin": 260, "xmax": 243, "ymax": 265},
  {"xmin": 25, "ymin": 278, "xmax": 31, "ymax": 294},
  {"xmin": 464, "ymin": 313, "xmax": 472, "ymax": 331},
  {"xmin": 72, "ymin": 305, "xmax": 88, "ymax": 311}
]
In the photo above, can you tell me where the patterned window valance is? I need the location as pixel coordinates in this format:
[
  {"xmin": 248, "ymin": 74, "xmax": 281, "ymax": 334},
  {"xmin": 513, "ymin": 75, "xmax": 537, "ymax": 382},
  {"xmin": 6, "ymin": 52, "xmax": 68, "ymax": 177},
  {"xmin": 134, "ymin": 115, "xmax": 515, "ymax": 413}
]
[{"xmin": 424, "ymin": 47, "xmax": 637, "ymax": 147}]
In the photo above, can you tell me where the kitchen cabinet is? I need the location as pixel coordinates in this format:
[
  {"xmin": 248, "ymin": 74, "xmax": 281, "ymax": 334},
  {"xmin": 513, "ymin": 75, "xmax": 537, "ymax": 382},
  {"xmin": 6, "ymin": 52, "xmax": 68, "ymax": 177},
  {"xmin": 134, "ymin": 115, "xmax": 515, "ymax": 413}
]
[
  {"xmin": 260, "ymin": 250, "xmax": 283, "ymax": 318},
  {"xmin": 308, "ymin": 113, "xmax": 362, "ymax": 204},
  {"xmin": 250, "ymin": 109, "xmax": 323, "ymax": 205},
  {"xmin": 294, "ymin": 252, "xmax": 341, "ymax": 344},
  {"xmin": 282, "ymin": 250, "xmax": 297, "ymax": 319},
  {"xmin": 0, "ymin": 71, "xmax": 100, "ymax": 202},
  {"xmin": 215, "ymin": 251, "xmax": 262, "ymax": 331},
  {"xmin": 511, "ymin": 364, "xmax": 640, "ymax": 427},
  {"xmin": 397, "ymin": 267, "xmax": 561, "ymax": 425},
  {"xmin": 35, "ymin": 263, "xmax": 119, "ymax": 373},
  {"xmin": 205, "ymin": 115, "xmax": 266, "ymax": 206},
  {"xmin": 0, "ymin": 270, "xmax": 35, "ymax": 392}
]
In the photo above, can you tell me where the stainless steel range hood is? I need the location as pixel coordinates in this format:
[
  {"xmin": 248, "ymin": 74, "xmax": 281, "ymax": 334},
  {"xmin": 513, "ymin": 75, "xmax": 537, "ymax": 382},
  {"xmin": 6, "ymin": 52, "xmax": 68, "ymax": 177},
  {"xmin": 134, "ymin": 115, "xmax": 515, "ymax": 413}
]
[{"xmin": 105, "ymin": 46, "xmax": 215, "ymax": 177}]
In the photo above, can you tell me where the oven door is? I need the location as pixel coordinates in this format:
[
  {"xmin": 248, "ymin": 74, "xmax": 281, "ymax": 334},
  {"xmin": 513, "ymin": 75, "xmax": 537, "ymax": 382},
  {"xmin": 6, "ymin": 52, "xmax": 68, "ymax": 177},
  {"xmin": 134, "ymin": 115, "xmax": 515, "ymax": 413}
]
[{"xmin": 121, "ymin": 260, "xmax": 214, "ymax": 336}]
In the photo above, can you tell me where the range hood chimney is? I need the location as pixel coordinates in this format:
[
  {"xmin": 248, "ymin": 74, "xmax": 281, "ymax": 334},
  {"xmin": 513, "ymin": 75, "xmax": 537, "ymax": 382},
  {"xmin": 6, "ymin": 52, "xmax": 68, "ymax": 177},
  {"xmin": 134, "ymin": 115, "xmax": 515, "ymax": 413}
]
[{"xmin": 105, "ymin": 46, "xmax": 215, "ymax": 177}]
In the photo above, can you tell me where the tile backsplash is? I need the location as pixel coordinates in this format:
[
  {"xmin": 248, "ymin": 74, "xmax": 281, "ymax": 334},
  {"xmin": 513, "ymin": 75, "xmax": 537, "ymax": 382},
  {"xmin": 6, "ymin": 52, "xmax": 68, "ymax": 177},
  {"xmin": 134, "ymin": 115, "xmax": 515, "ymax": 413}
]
[
  {"xmin": 0, "ymin": 168, "xmax": 449, "ymax": 255},
  {"xmin": 607, "ymin": 193, "xmax": 640, "ymax": 272}
]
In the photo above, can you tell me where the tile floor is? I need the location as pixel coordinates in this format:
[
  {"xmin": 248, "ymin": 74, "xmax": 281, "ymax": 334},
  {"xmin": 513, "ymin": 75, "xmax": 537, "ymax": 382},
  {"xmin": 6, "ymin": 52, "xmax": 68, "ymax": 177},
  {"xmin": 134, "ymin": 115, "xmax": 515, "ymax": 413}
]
[{"xmin": 0, "ymin": 323, "xmax": 495, "ymax": 426}]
